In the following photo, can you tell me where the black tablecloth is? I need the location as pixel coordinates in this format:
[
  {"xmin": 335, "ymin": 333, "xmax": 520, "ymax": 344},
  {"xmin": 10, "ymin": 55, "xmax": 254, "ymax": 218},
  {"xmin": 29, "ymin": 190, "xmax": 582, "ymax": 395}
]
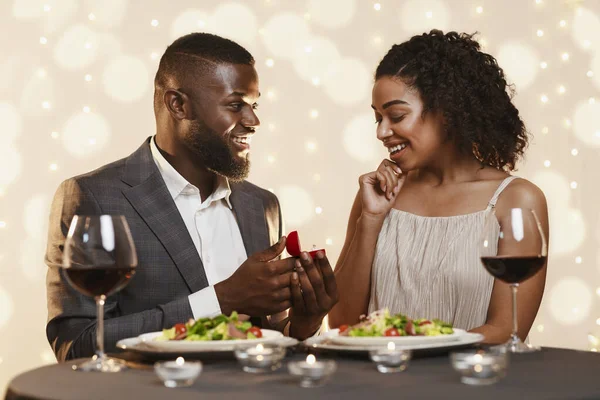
[{"xmin": 5, "ymin": 348, "xmax": 600, "ymax": 400}]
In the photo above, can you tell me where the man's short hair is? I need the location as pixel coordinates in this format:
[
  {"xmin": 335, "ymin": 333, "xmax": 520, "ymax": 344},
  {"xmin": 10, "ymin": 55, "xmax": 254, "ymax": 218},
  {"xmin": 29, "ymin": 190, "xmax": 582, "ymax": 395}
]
[{"xmin": 154, "ymin": 33, "xmax": 255, "ymax": 111}]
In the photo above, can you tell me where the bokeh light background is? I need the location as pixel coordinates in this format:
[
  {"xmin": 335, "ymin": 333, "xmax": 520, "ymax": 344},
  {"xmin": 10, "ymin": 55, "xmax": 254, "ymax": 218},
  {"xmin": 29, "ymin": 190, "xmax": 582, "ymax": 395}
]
[{"xmin": 1, "ymin": 0, "xmax": 599, "ymax": 391}]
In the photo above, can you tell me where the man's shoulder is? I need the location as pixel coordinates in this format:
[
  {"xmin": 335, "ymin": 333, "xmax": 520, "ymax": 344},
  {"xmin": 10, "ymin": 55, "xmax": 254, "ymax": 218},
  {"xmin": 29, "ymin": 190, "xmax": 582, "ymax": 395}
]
[{"xmin": 63, "ymin": 156, "xmax": 129, "ymax": 191}]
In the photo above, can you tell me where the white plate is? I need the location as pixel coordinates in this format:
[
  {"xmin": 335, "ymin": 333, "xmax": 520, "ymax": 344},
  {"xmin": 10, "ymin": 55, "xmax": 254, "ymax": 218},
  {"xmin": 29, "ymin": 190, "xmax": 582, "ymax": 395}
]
[
  {"xmin": 330, "ymin": 328, "xmax": 466, "ymax": 346},
  {"xmin": 117, "ymin": 331, "xmax": 297, "ymax": 356},
  {"xmin": 305, "ymin": 329, "xmax": 483, "ymax": 352},
  {"xmin": 136, "ymin": 329, "xmax": 284, "ymax": 351}
]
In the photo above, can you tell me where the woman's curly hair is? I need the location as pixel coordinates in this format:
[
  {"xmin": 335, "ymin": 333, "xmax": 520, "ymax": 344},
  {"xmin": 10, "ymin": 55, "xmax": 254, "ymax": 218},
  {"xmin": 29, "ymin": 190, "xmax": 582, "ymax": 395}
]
[{"xmin": 375, "ymin": 30, "xmax": 528, "ymax": 171}]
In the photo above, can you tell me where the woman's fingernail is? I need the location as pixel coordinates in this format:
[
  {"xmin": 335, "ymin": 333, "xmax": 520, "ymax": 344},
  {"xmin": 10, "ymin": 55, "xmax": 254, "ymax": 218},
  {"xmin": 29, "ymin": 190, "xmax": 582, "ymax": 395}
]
[
  {"xmin": 292, "ymin": 272, "xmax": 298, "ymax": 281},
  {"xmin": 301, "ymin": 252, "xmax": 309, "ymax": 261},
  {"xmin": 295, "ymin": 260, "xmax": 302, "ymax": 268}
]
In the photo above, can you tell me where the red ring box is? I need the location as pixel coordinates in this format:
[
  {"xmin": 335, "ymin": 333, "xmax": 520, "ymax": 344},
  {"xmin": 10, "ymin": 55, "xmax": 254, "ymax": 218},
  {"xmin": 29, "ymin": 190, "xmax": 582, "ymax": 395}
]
[{"xmin": 286, "ymin": 231, "xmax": 326, "ymax": 258}]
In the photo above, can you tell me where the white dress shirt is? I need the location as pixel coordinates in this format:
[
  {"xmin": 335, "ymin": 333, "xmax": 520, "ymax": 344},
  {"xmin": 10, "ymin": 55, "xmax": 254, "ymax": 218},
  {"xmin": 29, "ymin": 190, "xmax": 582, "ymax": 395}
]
[{"xmin": 150, "ymin": 136, "xmax": 248, "ymax": 319}]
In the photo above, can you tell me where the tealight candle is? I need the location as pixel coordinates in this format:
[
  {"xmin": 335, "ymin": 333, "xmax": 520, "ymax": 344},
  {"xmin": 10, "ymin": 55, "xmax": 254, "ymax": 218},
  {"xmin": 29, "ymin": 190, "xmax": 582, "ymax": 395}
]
[
  {"xmin": 369, "ymin": 342, "xmax": 411, "ymax": 373},
  {"xmin": 234, "ymin": 343, "xmax": 286, "ymax": 373},
  {"xmin": 154, "ymin": 357, "xmax": 202, "ymax": 388},
  {"xmin": 288, "ymin": 354, "xmax": 337, "ymax": 388},
  {"xmin": 450, "ymin": 350, "xmax": 508, "ymax": 385}
]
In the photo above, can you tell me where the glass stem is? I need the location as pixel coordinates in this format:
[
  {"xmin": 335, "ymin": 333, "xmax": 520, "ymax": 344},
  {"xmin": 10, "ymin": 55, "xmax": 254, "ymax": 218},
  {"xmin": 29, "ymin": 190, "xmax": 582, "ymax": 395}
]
[
  {"xmin": 96, "ymin": 295, "xmax": 106, "ymax": 360},
  {"xmin": 510, "ymin": 284, "xmax": 519, "ymax": 342}
]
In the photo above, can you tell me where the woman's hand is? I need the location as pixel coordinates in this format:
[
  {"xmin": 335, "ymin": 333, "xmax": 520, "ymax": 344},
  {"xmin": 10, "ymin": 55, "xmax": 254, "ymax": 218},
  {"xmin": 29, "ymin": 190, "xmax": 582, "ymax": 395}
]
[{"xmin": 358, "ymin": 159, "xmax": 406, "ymax": 217}]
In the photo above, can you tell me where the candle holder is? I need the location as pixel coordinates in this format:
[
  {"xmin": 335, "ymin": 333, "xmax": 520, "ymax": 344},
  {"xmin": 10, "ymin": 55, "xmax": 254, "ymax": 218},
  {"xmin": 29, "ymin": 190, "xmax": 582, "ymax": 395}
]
[
  {"xmin": 287, "ymin": 354, "xmax": 337, "ymax": 388},
  {"xmin": 234, "ymin": 343, "xmax": 286, "ymax": 373},
  {"xmin": 369, "ymin": 342, "xmax": 412, "ymax": 373},
  {"xmin": 154, "ymin": 357, "xmax": 202, "ymax": 388},
  {"xmin": 450, "ymin": 349, "xmax": 508, "ymax": 385}
]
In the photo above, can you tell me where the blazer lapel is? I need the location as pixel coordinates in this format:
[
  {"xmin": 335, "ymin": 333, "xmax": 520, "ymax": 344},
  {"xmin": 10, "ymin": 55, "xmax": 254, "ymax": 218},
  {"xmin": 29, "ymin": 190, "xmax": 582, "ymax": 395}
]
[
  {"xmin": 121, "ymin": 138, "xmax": 209, "ymax": 293},
  {"xmin": 230, "ymin": 184, "xmax": 269, "ymax": 257}
]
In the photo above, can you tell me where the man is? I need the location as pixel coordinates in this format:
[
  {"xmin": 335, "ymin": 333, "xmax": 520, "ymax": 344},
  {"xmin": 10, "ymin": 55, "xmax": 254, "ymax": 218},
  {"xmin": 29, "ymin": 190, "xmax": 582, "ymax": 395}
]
[{"xmin": 45, "ymin": 33, "xmax": 338, "ymax": 362}]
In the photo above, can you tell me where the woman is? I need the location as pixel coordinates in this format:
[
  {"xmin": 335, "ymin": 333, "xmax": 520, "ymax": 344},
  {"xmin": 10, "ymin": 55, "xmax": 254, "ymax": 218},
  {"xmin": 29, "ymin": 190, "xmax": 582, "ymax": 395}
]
[{"xmin": 328, "ymin": 30, "xmax": 549, "ymax": 344}]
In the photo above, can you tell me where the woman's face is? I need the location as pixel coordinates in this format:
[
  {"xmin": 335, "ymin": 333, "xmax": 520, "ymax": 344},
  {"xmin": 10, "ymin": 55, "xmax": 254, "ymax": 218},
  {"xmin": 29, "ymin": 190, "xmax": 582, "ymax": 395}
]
[{"xmin": 372, "ymin": 76, "xmax": 447, "ymax": 171}]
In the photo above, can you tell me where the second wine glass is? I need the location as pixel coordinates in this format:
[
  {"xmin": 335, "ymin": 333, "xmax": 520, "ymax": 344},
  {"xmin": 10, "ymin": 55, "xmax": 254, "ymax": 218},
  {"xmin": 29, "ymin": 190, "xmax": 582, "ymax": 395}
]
[
  {"xmin": 62, "ymin": 215, "xmax": 138, "ymax": 372},
  {"xmin": 480, "ymin": 208, "xmax": 547, "ymax": 353}
]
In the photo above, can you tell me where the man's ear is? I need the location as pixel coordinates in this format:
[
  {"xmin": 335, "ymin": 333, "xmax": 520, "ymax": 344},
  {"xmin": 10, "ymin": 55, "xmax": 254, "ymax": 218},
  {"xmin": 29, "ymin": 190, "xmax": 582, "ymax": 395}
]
[{"xmin": 164, "ymin": 89, "xmax": 192, "ymax": 120}]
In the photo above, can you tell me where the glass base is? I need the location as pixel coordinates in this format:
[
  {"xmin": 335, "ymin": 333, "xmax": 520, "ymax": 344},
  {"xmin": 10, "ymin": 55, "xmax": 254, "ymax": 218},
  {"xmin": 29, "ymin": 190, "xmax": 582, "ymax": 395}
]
[
  {"xmin": 242, "ymin": 362, "xmax": 281, "ymax": 374},
  {"xmin": 506, "ymin": 337, "xmax": 540, "ymax": 353},
  {"xmin": 376, "ymin": 364, "xmax": 408, "ymax": 373},
  {"xmin": 461, "ymin": 376, "xmax": 500, "ymax": 386},
  {"xmin": 72, "ymin": 355, "xmax": 127, "ymax": 373}
]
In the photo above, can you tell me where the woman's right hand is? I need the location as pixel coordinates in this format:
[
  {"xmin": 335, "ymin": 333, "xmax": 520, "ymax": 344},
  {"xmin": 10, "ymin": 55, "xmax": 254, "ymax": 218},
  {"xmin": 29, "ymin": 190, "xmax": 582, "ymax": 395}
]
[{"xmin": 358, "ymin": 159, "xmax": 406, "ymax": 217}]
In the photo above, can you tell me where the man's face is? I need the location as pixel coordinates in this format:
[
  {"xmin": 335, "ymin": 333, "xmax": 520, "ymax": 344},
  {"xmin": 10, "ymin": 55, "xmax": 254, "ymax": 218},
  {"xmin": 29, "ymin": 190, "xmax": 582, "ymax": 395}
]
[{"xmin": 182, "ymin": 63, "xmax": 260, "ymax": 181}]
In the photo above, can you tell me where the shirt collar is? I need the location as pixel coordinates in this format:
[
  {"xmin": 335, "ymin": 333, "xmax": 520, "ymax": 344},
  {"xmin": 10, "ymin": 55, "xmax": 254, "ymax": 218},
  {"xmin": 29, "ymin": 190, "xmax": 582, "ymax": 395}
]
[{"xmin": 150, "ymin": 136, "xmax": 232, "ymax": 209}]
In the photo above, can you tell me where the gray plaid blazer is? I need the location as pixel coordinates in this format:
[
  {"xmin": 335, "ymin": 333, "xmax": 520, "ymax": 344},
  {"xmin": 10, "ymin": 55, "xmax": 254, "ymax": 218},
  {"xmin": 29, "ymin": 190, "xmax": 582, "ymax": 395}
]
[{"xmin": 45, "ymin": 138, "xmax": 283, "ymax": 361}]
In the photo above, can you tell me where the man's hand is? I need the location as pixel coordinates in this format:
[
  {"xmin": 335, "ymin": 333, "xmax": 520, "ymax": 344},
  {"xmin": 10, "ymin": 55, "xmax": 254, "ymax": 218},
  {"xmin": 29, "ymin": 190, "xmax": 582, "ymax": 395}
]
[
  {"xmin": 289, "ymin": 251, "xmax": 339, "ymax": 340},
  {"xmin": 214, "ymin": 237, "xmax": 295, "ymax": 316}
]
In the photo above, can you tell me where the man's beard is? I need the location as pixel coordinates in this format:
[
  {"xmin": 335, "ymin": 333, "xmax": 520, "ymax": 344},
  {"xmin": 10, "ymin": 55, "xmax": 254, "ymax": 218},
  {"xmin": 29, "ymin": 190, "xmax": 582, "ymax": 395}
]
[{"xmin": 184, "ymin": 120, "xmax": 250, "ymax": 182}]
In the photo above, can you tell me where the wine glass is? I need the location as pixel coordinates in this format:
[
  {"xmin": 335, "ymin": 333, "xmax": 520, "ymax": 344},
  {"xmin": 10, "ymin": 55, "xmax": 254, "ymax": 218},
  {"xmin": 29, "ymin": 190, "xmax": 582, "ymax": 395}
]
[
  {"xmin": 480, "ymin": 208, "xmax": 547, "ymax": 353},
  {"xmin": 62, "ymin": 215, "xmax": 138, "ymax": 372}
]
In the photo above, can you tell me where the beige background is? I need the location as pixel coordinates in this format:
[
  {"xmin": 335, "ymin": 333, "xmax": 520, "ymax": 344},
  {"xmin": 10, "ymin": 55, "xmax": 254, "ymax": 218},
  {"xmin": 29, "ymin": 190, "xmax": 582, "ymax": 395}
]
[{"xmin": 0, "ymin": 0, "xmax": 599, "ymax": 391}]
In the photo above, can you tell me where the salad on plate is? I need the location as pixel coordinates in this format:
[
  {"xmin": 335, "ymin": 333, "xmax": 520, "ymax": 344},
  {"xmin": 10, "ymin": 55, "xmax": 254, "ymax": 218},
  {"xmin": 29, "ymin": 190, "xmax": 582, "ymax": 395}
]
[
  {"xmin": 156, "ymin": 312, "xmax": 263, "ymax": 342},
  {"xmin": 338, "ymin": 309, "xmax": 454, "ymax": 337}
]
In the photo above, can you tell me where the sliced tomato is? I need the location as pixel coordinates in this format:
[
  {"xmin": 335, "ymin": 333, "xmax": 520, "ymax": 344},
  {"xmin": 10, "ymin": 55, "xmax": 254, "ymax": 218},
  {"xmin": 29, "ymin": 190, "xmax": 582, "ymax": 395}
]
[
  {"xmin": 406, "ymin": 321, "xmax": 415, "ymax": 336},
  {"xmin": 174, "ymin": 323, "xmax": 187, "ymax": 335},
  {"xmin": 247, "ymin": 326, "xmax": 263, "ymax": 338},
  {"xmin": 338, "ymin": 324, "xmax": 349, "ymax": 333},
  {"xmin": 384, "ymin": 327, "xmax": 400, "ymax": 337}
]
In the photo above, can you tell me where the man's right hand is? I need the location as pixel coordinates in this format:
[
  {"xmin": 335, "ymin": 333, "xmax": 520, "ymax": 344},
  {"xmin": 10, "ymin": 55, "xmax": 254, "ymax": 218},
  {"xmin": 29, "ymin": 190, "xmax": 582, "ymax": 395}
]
[{"xmin": 214, "ymin": 236, "xmax": 295, "ymax": 316}]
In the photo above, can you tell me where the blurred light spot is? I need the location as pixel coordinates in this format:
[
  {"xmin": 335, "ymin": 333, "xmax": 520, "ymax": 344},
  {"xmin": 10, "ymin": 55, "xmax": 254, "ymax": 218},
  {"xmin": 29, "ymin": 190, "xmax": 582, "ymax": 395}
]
[
  {"xmin": 83, "ymin": 106, "xmax": 90, "ymax": 113},
  {"xmin": 315, "ymin": 206, "xmax": 323, "ymax": 214},
  {"xmin": 540, "ymin": 94, "xmax": 548, "ymax": 103},
  {"xmin": 325, "ymin": 238, "xmax": 333, "ymax": 245},
  {"xmin": 476, "ymin": 6, "xmax": 483, "ymax": 14},
  {"xmin": 278, "ymin": 185, "xmax": 315, "ymax": 226},
  {"xmin": 549, "ymin": 277, "xmax": 592, "ymax": 325},
  {"xmin": 102, "ymin": 55, "xmax": 149, "ymax": 103},
  {"xmin": 537, "ymin": 324, "xmax": 544, "ymax": 332},
  {"xmin": 497, "ymin": 43, "xmax": 540, "ymax": 90},
  {"xmin": 542, "ymin": 127, "xmax": 549, "ymax": 134},
  {"xmin": 570, "ymin": 181, "xmax": 578, "ymax": 189},
  {"xmin": 557, "ymin": 85, "xmax": 566, "ymax": 94},
  {"xmin": 562, "ymin": 52, "xmax": 569, "ymax": 61},
  {"xmin": 313, "ymin": 173, "xmax": 321, "ymax": 182},
  {"xmin": 265, "ymin": 59, "xmax": 274, "ymax": 67},
  {"xmin": 537, "ymin": 29, "xmax": 544, "ymax": 37},
  {"xmin": 575, "ymin": 256, "xmax": 582, "ymax": 263},
  {"xmin": 267, "ymin": 155, "xmax": 276, "ymax": 163},
  {"xmin": 84, "ymin": 74, "xmax": 92, "ymax": 82},
  {"xmin": 310, "ymin": 109, "xmax": 319, "ymax": 118},
  {"xmin": 40, "ymin": 37, "xmax": 47, "ymax": 45},
  {"xmin": 151, "ymin": 19, "xmax": 159, "ymax": 27},
  {"xmin": 308, "ymin": 0, "xmax": 356, "ymax": 29},
  {"xmin": 49, "ymin": 163, "xmax": 58, "ymax": 171},
  {"xmin": 306, "ymin": 141, "xmax": 317, "ymax": 152},
  {"xmin": 540, "ymin": 61, "xmax": 548, "ymax": 69},
  {"xmin": 374, "ymin": 3, "xmax": 381, "ymax": 11},
  {"xmin": 51, "ymin": 131, "xmax": 58, "ymax": 139},
  {"xmin": 559, "ymin": 20, "xmax": 566, "ymax": 27},
  {"xmin": 88, "ymin": 13, "xmax": 95, "ymax": 20},
  {"xmin": 571, "ymin": 148, "xmax": 578, "ymax": 156}
]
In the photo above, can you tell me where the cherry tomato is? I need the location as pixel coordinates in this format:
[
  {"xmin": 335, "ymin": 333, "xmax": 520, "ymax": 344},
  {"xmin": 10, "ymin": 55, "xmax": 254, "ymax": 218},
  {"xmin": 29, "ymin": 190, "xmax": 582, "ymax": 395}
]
[
  {"xmin": 384, "ymin": 327, "xmax": 400, "ymax": 337},
  {"xmin": 247, "ymin": 326, "xmax": 263, "ymax": 338},
  {"xmin": 174, "ymin": 323, "xmax": 187, "ymax": 335},
  {"xmin": 339, "ymin": 324, "xmax": 349, "ymax": 333}
]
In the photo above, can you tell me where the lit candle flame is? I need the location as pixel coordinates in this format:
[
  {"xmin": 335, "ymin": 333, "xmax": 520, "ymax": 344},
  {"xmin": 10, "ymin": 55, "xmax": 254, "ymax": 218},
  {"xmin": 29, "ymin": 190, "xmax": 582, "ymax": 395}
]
[
  {"xmin": 257, "ymin": 343, "xmax": 264, "ymax": 352},
  {"xmin": 306, "ymin": 354, "xmax": 316, "ymax": 365},
  {"xmin": 176, "ymin": 357, "xmax": 184, "ymax": 365},
  {"xmin": 473, "ymin": 354, "xmax": 483, "ymax": 362},
  {"xmin": 387, "ymin": 342, "xmax": 395, "ymax": 351}
]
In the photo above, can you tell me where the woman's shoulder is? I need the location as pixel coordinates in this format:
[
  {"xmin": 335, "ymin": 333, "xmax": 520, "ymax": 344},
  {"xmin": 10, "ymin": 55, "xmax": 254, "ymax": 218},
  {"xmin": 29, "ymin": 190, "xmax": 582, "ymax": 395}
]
[{"xmin": 496, "ymin": 176, "xmax": 548, "ymax": 213}]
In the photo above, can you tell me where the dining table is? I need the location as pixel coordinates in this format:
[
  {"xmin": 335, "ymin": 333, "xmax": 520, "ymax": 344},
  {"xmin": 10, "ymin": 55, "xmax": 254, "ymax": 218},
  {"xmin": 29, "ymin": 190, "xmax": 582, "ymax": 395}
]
[{"xmin": 4, "ymin": 346, "xmax": 600, "ymax": 400}]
